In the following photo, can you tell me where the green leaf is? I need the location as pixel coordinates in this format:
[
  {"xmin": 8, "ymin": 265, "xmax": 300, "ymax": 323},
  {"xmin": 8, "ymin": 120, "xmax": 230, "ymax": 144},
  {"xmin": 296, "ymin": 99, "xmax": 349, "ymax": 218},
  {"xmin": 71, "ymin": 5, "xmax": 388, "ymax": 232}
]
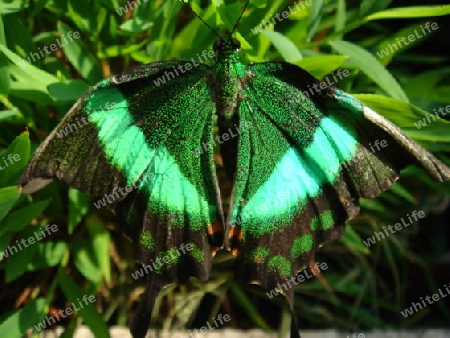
[
  {"xmin": 376, "ymin": 22, "xmax": 438, "ymax": 65},
  {"xmin": 261, "ymin": 30, "xmax": 302, "ymax": 62},
  {"xmin": 334, "ymin": 0, "xmax": 346, "ymax": 33},
  {"xmin": 229, "ymin": 281, "xmax": 271, "ymax": 330},
  {"xmin": 0, "ymin": 298, "xmax": 47, "ymax": 337},
  {"xmin": 0, "ymin": 232, "xmax": 13, "ymax": 257},
  {"xmin": 360, "ymin": 0, "xmax": 393, "ymax": 16},
  {"xmin": 340, "ymin": 226, "xmax": 370, "ymax": 254},
  {"xmin": 296, "ymin": 55, "xmax": 348, "ymax": 79},
  {"xmin": 401, "ymin": 69, "xmax": 450, "ymax": 101},
  {"xmin": 27, "ymin": 241, "xmax": 67, "ymax": 271},
  {"xmin": 68, "ymin": 188, "xmax": 90, "ymax": 234},
  {"xmin": 0, "ymin": 14, "xmax": 11, "ymax": 95},
  {"xmin": 0, "ymin": 130, "xmax": 30, "ymax": 188},
  {"xmin": 4, "ymin": 236, "xmax": 38, "ymax": 281},
  {"xmin": 0, "ymin": 199, "xmax": 51, "ymax": 236},
  {"xmin": 73, "ymin": 238, "xmax": 102, "ymax": 284},
  {"xmin": 98, "ymin": 39, "xmax": 149, "ymax": 58},
  {"xmin": 0, "ymin": 110, "xmax": 20, "ymax": 121},
  {"xmin": 57, "ymin": 22, "xmax": 102, "ymax": 84},
  {"xmin": 307, "ymin": 0, "xmax": 324, "ymax": 41},
  {"xmin": 366, "ymin": 5, "xmax": 450, "ymax": 21},
  {"xmin": 0, "ymin": 186, "xmax": 21, "ymax": 221},
  {"xmin": 354, "ymin": 94, "xmax": 450, "ymax": 142},
  {"xmin": 330, "ymin": 40, "xmax": 408, "ymax": 102},
  {"xmin": 85, "ymin": 214, "xmax": 111, "ymax": 283},
  {"xmin": 29, "ymin": 0, "xmax": 48, "ymax": 17},
  {"xmin": 0, "ymin": 44, "xmax": 58, "ymax": 85},
  {"xmin": 9, "ymin": 82, "xmax": 55, "ymax": 104},
  {"xmin": 59, "ymin": 274, "xmax": 109, "ymax": 338},
  {"xmin": 389, "ymin": 184, "xmax": 416, "ymax": 205},
  {"xmin": 215, "ymin": 2, "xmax": 244, "ymax": 30},
  {"xmin": 0, "ymin": 0, "xmax": 28, "ymax": 14},
  {"xmin": 47, "ymin": 80, "xmax": 90, "ymax": 101},
  {"xmin": 119, "ymin": 18, "xmax": 153, "ymax": 33},
  {"xmin": 67, "ymin": 0, "xmax": 100, "ymax": 34},
  {"xmin": 427, "ymin": 86, "xmax": 450, "ymax": 104}
]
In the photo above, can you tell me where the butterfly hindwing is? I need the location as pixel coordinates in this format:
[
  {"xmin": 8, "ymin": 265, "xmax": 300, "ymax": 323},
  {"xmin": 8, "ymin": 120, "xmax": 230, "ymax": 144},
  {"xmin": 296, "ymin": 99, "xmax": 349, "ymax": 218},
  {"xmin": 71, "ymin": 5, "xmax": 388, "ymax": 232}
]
[
  {"xmin": 19, "ymin": 61, "xmax": 224, "ymax": 337},
  {"xmin": 226, "ymin": 61, "xmax": 450, "ymax": 303}
]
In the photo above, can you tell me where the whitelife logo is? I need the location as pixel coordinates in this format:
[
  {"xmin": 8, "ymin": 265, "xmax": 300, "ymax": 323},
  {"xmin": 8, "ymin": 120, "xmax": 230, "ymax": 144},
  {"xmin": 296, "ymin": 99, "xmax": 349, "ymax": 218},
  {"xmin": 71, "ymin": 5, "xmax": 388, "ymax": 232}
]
[
  {"xmin": 179, "ymin": 313, "xmax": 231, "ymax": 338},
  {"xmin": 251, "ymin": 0, "xmax": 312, "ymax": 34},
  {"xmin": 376, "ymin": 22, "xmax": 439, "ymax": 59},
  {"xmin": 400, "ymin": 283, "xmax": 450, "ymax": 318},
  {"xmin": 301, "ymin": 69, "xmax": 350, "ymax": 98},
  {"xmin": 55, "ymin": 102, "xmax": 118, "ymax": 138},
  {"xmin": 33, "ymin": 295, "xmax": 96, "ymax": 332},
  {"xmin": 414, "ymin": 104, "xmax": 450, "ymax": 130},
  {"xmin": 0, "ymin": 224, "xmax": 58, "ymax": 261},
  {"xmin": 266, "ymin": 262, "xmax": 328, "ymax": 299},
  {"xmin": 0, "ymin": 153, "xmax": 21, "ymax": 171},
  {"xmin": 362, "ymin": 210, "xmax": 425, "ymax": 247},
  {"xmin": 343, "ymin": 139, "xmax": 388, "ymax": 169},
  {"xmin": 18, "ymin": 31, "xmax": 81, "ymax": 68},
  {"xmin": 131, "ymin": 242, "xmax": 195, "ymax": 279},
  {"xmin": 152, "ymin": 49, "xmax": 216, "ymax": 87},
  {"xmin": 115, "ymin": 0, "xmax": 149, "ymax": 16},
  {"xmin": 93, "ymin": 172, "xmax": 155, "ymax": 209}
]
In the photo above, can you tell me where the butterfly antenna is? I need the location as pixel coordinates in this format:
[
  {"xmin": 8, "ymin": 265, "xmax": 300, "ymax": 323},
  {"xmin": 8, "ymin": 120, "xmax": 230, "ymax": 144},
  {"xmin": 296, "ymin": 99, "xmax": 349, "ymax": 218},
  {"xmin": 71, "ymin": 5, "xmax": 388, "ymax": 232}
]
[
  {"xmin": 229, "ymin": 0, "xmax": 250, "ymax": 37},
  {"xmin": 180, "ymin": 0, "xmax": 222, "ymax": 39}
]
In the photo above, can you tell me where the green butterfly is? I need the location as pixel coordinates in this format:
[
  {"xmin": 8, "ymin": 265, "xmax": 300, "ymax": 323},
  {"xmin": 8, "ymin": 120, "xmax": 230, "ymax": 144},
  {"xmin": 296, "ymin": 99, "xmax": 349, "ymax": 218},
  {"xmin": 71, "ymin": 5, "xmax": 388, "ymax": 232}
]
[{"xmin": 18, "ymin": 1, "xmax": 450, "ymax": 337}]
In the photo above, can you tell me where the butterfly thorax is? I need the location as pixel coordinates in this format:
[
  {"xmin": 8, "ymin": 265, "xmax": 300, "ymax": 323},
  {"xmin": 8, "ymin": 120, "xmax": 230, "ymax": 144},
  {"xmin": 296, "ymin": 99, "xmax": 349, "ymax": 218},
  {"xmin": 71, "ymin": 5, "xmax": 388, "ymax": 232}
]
[{"xmin": 212, "ymin": 38, "xmax": 246, "ymax": 121}]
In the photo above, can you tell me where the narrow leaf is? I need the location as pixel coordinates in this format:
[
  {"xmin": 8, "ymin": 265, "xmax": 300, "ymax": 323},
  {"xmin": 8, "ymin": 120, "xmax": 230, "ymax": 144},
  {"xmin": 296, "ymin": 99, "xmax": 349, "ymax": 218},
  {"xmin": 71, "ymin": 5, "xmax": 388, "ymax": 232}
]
[
  {"xmin": 296, "ymin": 55, "xmax": 348, "ymax": 79},
  {"xmin": 68, "ymin": 188, "xmax": 90, "ymax": 234},
  {"xmin": 0, "ymin": 186, "xmax": 21, "ymax": 221},
  {"xmin": 366, "ymin": 5, "xmax": 450, "ymax": 21},
  {"xmin": 57, "ymin": 22, "xmax": 102, "ymax": 84},
  {"xmin": 330, "ymin": 40, "xmax": 408, "ymax": 102},
  {"xmin": 340, "ymin": 226, "xmax": 370, "ymax": 254},
  {"xmin": 85, "ymin": 214, "xmax": 111, "ymax": 283},
  {"xmin": 262, "ymin": 30, "xmax": 302, "ymax": 62},
  {"xmin": 0, "ymin": 130, "xmax": 30, "ymax": 188},
  {"xmin": 0, "ymin": 298, "xmax": 47, "ymax": 337},
  {"xmin": 59, "ymin": 275, "xmax": 109, "ymax": 338},
  {"xmin": 0, "ymin": 199, "xmax": 51, "ymax": 236}
]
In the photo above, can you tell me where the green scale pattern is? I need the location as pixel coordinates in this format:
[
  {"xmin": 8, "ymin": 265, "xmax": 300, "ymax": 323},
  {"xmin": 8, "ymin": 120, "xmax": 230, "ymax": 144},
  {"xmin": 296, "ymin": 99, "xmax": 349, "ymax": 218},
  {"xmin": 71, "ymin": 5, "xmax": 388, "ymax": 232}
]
[
  {"xmin": 244, "ymin": 209, "xmax": 333, "ymax": 278},
  {"xmin": 85, "ymin": 64, "xmax": 220, "ymax": 231}
]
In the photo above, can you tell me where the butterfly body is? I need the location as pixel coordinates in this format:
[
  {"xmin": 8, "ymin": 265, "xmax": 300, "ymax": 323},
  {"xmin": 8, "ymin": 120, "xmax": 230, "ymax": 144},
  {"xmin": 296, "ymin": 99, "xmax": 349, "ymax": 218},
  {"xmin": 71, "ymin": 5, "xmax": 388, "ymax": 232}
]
[
  {"xmin": 18, "ymin": 30, "xmax": 450, "ymax": 338},
  {"xmin": 213, "ymin": 38, "xmax": 246, "ymax": 121}
]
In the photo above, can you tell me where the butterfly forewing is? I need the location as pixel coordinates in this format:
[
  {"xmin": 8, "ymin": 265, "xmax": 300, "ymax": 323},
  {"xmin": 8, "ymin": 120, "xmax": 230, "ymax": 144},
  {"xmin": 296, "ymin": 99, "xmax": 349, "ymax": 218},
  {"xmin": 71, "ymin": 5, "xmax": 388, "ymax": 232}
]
[{"xmin": 19, "ymin": 63, "xmax": 226, "ymax": 335}]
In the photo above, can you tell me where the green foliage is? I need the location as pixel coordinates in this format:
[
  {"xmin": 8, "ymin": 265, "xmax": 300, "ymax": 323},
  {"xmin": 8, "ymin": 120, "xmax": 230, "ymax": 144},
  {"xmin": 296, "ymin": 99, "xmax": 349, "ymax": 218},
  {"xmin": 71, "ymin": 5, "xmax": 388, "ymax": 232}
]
[{"xmin": 0, "ymin": 0, "xmax": 450, "ymax": 336}]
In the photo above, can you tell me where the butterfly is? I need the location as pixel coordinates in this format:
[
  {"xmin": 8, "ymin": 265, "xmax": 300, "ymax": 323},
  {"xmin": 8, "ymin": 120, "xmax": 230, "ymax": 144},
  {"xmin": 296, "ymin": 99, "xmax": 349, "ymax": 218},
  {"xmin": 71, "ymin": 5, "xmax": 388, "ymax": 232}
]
[{"xmin": 18, "ymin": 1, "xmax": 450, "ymax": 338}]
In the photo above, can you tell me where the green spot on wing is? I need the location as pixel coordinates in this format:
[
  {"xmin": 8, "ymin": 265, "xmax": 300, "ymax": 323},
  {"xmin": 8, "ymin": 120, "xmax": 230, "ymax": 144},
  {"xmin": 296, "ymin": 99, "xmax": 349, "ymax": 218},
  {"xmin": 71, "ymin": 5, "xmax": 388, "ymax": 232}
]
[
  {"xmin": 290, "ymin": 234, "xmax": 313, "ymax": 259},
  {"xmin": 310, "ymin": 210, "xmax": 335, "ymax": 231},
  {"xmin": 245, "ymin": 247, "xmax": 270, "ymax": 263},
  {"xmin": 268, "ymin": 256, "xmax": 291, "ymax": 278},
  {"xmin": 189, "ymin": 244, "xmax": 205, "ymax": 263},
  {"xmin": 234, "ymin": 117, "xmax": 358, "ymax": 237},
  {"xmin": 139, "ymin": 230, "xmax": 155, "ymax": 251},
  {"xmin": 154, "ymin": 248, "xmax": 182, "ymax": 274},
  {"xmin": 87, "ymin": 86, "xmax": 216, "ymax": 230}
]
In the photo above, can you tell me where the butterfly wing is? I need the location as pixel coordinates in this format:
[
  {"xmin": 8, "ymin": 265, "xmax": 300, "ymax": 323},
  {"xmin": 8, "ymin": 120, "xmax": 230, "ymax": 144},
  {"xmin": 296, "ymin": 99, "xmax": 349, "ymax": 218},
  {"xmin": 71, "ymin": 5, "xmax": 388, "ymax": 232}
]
[
  {"xmin": 18, "ymin": 61, "xmax": 223, "ymax": 337},
  {"xmin": 226, "ymin": 61, "xmax": 450, "ymax": 305}
]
